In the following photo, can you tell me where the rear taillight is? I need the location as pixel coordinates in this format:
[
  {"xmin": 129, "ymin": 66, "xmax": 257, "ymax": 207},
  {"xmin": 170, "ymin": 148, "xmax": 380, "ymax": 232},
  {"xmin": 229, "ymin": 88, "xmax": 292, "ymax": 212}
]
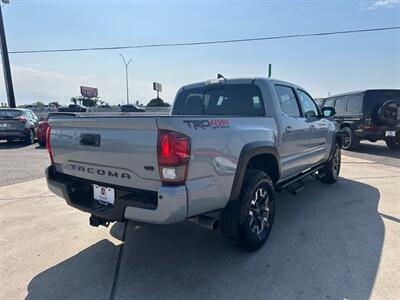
[
  {"xmin": 16, "ymin": 116, "xmax": 27, "ymax": 122},
  {"xmin": 46, "ymin": 127, "xmax": 54, "ymax": 164},
  {"xmin": 157, "ymin": 130, "xmax": 191, "ymax": 184}
]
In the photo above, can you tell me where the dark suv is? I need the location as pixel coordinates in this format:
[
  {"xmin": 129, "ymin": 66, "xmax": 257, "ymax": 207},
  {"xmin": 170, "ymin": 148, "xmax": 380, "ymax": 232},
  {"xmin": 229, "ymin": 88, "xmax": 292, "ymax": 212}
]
[
  {"xmin": 322, "ymin": 89, "xmax": 400, "ymax": 150},
  {"xmin": 0, "ymin": 108, "xmax": 38, "ymax": 144}
]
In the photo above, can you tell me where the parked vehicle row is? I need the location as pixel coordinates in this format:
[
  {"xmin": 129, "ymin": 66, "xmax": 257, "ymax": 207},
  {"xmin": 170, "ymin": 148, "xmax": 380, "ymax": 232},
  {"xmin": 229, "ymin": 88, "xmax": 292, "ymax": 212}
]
[
  {"xmin": 319, "ymin": 90, "xmax": 400, "ymax": 150},
  {"xmin": 57, "ymin": 104, "xmax": 146, "ymax": 113}
]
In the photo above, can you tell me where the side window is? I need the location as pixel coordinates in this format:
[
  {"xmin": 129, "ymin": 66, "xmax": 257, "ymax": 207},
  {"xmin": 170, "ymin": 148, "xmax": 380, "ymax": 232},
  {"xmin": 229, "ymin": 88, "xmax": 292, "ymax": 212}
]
[
  {"xmin": 324, "ymin": 98, "xmax": 335, "ymax": 107},
  {"xmin": 275, "ymin": 85, "xmax": 301, "ymax": 117},
  {"xmin": 252, "ymin": 96, "xmax": 261, "ymax": 109},
  {"xmin": 335, "ymin": 97, "xmax": 348, "ymax": 114},
  {"xmin": 297, "ymin": 90, "xmax": 319, "ymax": 118},
  {"xmin": 347, "ymin": 95, "xmax": 363, "ymax": 113}
]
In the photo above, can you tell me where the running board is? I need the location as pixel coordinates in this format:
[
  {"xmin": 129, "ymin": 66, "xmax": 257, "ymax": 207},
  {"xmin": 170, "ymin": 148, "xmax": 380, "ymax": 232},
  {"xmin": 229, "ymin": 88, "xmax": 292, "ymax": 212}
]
[{"xmin": 276, "ymin": 165, "xmax": 324, "ymax": 194}]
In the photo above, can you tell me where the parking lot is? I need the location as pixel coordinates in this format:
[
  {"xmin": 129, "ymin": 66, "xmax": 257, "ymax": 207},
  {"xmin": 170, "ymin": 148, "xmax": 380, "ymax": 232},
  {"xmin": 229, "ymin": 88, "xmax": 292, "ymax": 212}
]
[{"xmin": 0, "ymin": 141, "xmax": 399, "ymax": 299}]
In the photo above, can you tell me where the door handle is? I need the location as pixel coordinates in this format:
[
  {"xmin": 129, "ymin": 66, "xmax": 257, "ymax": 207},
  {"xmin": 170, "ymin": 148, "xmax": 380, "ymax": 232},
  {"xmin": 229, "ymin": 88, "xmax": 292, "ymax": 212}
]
[
  {"xmin": 80, "ymin": 133, "xmax": 101, "ymax": 147},
  {"xmin": 286, "ymin": 126, "xmax": 294, "ymax": 133}
]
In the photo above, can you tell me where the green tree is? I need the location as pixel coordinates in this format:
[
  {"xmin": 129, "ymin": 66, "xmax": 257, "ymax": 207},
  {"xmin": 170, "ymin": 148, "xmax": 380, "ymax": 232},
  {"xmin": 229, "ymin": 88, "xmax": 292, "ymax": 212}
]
[
  {"xmin": 34, "ymin": 101, "xmax": 46, "ymax": 107},
  {"xmin": 146, "ymin": 98, "xmax": 170, "ymax": 107},
  {"xmin": 82, "ymin": 97, "xmax": 99, "ymax": 107},
  {"xmin": 48, "ymin": 101, "xmax": 61, "ymax": 108}
]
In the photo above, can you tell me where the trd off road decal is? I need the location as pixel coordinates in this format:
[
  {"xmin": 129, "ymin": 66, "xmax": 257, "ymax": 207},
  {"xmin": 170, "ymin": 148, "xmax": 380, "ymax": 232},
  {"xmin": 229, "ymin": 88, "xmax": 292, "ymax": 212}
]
[{"xmin": 183, "ymin": 119, "xmax": 230, "ymax": 130}]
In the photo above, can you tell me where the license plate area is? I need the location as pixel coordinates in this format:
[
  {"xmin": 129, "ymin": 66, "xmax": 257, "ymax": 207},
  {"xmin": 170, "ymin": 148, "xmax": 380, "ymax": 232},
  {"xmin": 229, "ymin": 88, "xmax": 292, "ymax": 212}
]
[
  {"xmin": 385, "ymin": 131, "xmax": 396, "ymax": 137},
  {"xmin": 93, "ymin": 184, "xmax": 115, "ymax": 205}
]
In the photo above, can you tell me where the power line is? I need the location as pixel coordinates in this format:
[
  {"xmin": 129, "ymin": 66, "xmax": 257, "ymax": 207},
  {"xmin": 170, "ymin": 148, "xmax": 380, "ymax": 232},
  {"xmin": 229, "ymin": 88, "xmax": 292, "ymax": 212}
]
[{"xmin": 8, "ymin": 26, "xmax": 400, "ymax": 55}]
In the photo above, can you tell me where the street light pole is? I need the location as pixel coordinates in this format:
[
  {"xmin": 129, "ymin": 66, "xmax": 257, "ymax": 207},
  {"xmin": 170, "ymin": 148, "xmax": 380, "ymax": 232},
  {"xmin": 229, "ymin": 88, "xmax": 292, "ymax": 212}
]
[
  {"xmin": 0, "ymin": 2, "xmax": 16, "ymax": 108},
  {"xmin": 119, "ymin": 54, "xmax": 132, "ymax": 105}
]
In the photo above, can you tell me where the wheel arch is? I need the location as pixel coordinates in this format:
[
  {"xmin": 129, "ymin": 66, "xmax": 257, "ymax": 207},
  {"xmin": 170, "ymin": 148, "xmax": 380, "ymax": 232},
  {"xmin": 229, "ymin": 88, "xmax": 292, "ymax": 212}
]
[
  {"xmin": 340, "ymin": 122, "xmax": 352, "ymax": 129},
  {"xmin": 229, "ymin": 142, "xmax": 281, "ymax": 201}
]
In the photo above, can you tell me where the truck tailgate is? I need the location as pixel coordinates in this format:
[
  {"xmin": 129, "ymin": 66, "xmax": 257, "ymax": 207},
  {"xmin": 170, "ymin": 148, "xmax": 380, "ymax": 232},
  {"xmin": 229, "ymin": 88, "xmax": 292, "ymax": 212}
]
[{"xmin": 49, "ymin": 116, "xmax": 161, "ymax": 191}]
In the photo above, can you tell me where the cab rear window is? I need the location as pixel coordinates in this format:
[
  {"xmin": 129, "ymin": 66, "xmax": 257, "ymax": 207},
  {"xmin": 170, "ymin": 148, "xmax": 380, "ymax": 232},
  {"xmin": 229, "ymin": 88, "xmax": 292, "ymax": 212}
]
[{"xmin": 172, "ymin": 84, "xmax": 265, "ymax": 116}]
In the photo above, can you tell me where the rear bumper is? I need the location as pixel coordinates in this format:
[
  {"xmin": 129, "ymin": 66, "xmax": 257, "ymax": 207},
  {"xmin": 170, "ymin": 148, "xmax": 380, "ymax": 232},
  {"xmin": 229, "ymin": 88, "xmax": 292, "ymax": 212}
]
[
  {"xmin": 354, "ymin": 128, "xmax": 399, "ymax": 140},
  {"xmin": 0, "ymin": 129, "xmax": 27, "ymax": 139},
  {"xmin": 46, "ymin": 165, "xmax": 188, "ymax": 224}
]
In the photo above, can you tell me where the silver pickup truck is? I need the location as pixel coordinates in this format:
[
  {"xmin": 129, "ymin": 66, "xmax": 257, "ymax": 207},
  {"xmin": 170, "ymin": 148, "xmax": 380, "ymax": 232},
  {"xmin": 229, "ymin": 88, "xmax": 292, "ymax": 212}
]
[{"xmin": 46, "ymin": 77, "xmax": 342, "ymax": 251}]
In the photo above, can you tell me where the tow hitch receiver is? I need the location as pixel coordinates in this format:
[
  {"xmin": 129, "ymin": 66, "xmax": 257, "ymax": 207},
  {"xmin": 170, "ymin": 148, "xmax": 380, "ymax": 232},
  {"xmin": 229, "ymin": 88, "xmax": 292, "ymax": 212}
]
[{"xmin": 89, "ymin": 215, "xmax": 111, "ymax": 227}]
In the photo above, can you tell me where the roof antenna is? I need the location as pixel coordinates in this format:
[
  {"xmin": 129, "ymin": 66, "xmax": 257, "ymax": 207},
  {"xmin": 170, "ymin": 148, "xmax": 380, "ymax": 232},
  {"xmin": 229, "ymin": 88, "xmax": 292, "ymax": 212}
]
[{"xmin": 217, "ymin": 73, "xmax": 225, "ymax": 79}]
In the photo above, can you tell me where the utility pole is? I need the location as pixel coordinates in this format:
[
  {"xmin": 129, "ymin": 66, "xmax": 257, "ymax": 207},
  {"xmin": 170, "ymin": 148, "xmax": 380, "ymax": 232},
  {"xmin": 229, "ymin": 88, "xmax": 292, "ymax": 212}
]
[
  {"xmin": 0, "ymin": 1, "xmax": 16, "ymax": 108},
  {"xmin": 119, "ymin": 54, "xmax": 132, "ymax": 105}
]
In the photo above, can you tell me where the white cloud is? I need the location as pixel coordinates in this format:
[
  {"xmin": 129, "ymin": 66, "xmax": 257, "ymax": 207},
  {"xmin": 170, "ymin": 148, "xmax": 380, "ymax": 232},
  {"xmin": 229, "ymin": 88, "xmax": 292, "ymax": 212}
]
[{"xmin": 366, "ymin": 0, "xmax": 400, "ymax": 9}]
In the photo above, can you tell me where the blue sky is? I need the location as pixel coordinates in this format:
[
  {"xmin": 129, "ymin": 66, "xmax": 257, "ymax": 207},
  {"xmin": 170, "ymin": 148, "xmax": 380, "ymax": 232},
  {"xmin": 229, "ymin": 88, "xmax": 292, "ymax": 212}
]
[{"xmin": 0, "ymin": 0, "xmax": 399, "ymax": 105}]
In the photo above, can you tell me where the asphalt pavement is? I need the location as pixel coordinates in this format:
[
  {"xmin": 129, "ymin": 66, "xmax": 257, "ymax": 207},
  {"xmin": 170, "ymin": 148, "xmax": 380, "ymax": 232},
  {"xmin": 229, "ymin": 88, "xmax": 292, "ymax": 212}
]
[
  {"xmin": 343, "ymin": 140, "xmax": 400, "ymax": 168},
  {"xmin": 0, "ymin": 139, "xmax": 398, "ymax": 188},
  {"xmin": 0, "ymin": 141, "xmax": 49, "ymax": 187},
  {"xmin": 1, "ymin": 154, "xmax": 399, "ymax": 299}
]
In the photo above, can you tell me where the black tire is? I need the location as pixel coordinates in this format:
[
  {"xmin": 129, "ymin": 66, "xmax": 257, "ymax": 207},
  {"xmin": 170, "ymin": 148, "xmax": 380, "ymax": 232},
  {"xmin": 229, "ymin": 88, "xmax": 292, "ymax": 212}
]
[
  {"xmin": 38, "ymin": 140, "xmax": 46, "ymax": 147},
  {"xmin": 385, "ymin": 138, "xmax": 400, "ymax": 150},
  {"xmin": 319, "ymin": 143, "xmax": 341, "ymax": 184},
  {"xmin": 220, "ymin": 170, "xmax": 275, "ymax": 252},
  {"xmin": 25, "ymin": 129, "xmax": 34, "ymax": 145},
  {"xmin": 341, "ymin": 127, "xmax": 360, "ymax": 151}
]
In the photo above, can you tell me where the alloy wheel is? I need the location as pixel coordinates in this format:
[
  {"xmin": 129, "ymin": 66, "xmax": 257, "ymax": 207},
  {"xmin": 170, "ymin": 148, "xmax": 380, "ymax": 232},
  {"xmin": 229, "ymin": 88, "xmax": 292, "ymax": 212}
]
[
  {"xmin": 332, "ymin": 147, "xmax": 341, "ymax": 179},
  {"xmin": 342, "ymin": 129, "xmax": 351, "ymax": 149},
  {"xmin": 248, "ymin": 186, "xmax": 271, "ymax": 239}
]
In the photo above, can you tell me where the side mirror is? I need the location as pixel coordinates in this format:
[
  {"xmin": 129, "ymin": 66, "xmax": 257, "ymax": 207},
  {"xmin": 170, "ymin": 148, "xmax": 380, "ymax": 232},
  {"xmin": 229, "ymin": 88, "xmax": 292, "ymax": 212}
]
[{"xmin": 321, "ymin": 106, "xmax": 336, "ymax": 117}]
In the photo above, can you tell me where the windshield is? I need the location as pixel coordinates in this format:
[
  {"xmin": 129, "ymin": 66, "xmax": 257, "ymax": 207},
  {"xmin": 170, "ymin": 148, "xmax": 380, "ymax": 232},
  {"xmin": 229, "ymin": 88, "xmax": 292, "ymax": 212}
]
[{"xmin": 0, "ymin": 110, "xmax": 23, "ymax": 118}]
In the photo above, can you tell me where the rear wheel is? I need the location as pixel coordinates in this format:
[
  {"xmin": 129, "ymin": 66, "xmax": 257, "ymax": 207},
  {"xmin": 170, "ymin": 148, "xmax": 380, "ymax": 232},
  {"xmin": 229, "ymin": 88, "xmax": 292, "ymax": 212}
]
[
  {"xmin": 385, "ymin": 138, "xmax": 400, "ymax": 150},
  {"xmin": 25, "ymin": 129, "xmax": 34, "ymax": 145},
  {"xmin": 220, "ymin": 170, "xmax": 275, "ymax": 252},
  {"xmin": 341, "ymin": 127, "xmax": 360, "ymax": 151},
  {"xmin": 319, "ymin": 143, "xmax": 341, "ymax": 184}
]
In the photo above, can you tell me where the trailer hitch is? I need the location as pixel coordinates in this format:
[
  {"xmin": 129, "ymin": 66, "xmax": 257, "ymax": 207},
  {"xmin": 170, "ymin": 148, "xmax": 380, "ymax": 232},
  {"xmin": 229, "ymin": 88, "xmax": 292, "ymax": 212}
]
[{"xmin": 89, "ymin": 215, "xmax": 110, "ymax": 227}]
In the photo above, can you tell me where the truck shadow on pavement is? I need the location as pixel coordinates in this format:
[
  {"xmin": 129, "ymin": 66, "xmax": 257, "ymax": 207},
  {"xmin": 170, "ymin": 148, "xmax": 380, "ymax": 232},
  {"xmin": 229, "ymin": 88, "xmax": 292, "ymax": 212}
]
[{"xmin": 26, "ymin": 178, "xmax": 383, "ymax": 300}]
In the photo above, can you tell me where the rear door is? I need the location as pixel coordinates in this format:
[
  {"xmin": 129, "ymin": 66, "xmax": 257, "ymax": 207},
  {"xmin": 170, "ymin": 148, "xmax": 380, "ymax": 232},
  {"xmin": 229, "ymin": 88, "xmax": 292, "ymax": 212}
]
[
  {"xmin": 333, "ymin": 96, "xmax": 348, "ymax": 123},
  {"xmin": 296, "ymin": 89, "xmax": 328, "ymax": 164},
  {"xmin": 274, "ymin": 85, "xmax": 313, "ymax": 176}
]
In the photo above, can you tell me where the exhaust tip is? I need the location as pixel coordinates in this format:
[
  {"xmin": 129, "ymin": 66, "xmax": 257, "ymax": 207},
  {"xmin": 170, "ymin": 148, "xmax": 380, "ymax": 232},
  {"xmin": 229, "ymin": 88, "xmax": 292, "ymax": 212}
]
[
  {"xmin": 189, "ymin": 215, "xmax": 219, "ymax": 230},
  {"xmin": 212, "ymin": 219, "xmax": 220, "ymax": 230}
]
